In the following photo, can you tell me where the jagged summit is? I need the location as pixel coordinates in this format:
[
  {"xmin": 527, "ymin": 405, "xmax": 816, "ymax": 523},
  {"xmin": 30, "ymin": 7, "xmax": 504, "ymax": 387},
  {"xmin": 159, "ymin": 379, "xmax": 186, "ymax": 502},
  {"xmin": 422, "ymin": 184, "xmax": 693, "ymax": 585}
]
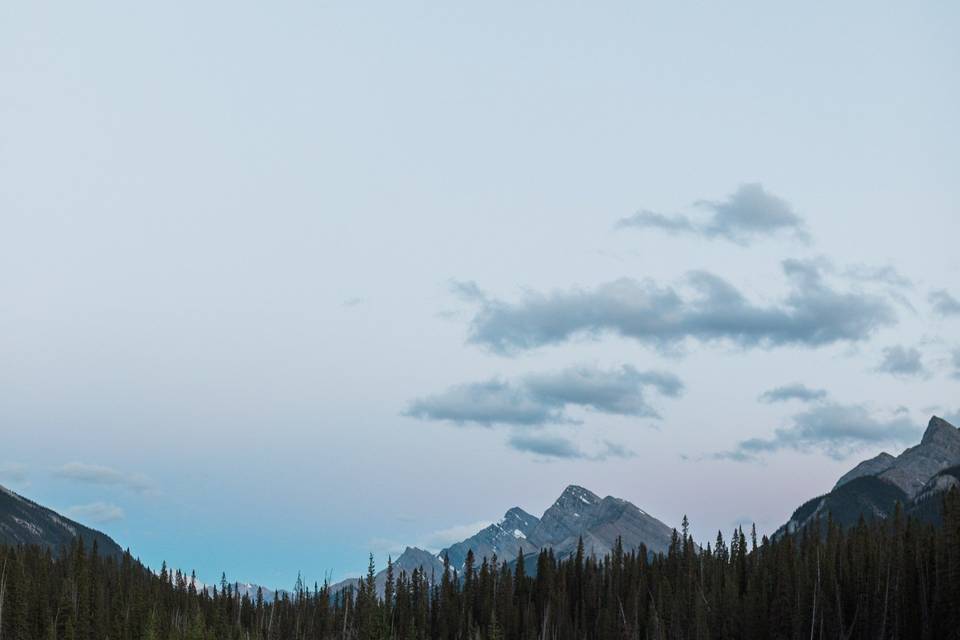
[
  {"xmin": 782, "ymin": 415, "xmax": 960, "ymax": 536},
  {"xmin": 921, "ymin": 415, "xmax": 960, "ymax": 446},
  {"xmin": 554, "ymin": 485, "xmax": 602, "ymax": 508}
]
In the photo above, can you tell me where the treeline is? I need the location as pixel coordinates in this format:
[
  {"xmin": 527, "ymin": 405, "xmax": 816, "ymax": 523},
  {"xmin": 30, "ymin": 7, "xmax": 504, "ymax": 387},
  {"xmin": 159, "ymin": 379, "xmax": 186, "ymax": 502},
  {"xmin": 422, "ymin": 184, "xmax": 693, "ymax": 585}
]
[{"xmin": 1, "ymin": 490, "xmax": 959, "ymax": 640}]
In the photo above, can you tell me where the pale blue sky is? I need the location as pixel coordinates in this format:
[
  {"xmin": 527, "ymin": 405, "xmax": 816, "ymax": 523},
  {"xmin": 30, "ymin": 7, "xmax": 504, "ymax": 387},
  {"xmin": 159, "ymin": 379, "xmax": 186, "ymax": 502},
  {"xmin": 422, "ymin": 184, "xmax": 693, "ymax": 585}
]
[{"xmin": 1, "ymin": 1, "xmax": 958, "ymax": 588}]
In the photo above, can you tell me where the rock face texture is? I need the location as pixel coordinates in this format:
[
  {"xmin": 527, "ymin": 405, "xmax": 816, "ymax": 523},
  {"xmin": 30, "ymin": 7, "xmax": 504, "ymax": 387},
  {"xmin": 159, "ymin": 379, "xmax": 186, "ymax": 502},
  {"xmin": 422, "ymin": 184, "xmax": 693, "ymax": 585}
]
[
  {"xmin": 877, "ymin": 416, "xmax": 960, "ymax": 497},
  {"xmin": 528, "ymin": 485, "xmax": 674, "ymax": 558},
  {"xmin": 442, "ymin": 507, "xmax": 540, "ymax": 569},
  {"xmin": 780, "ymin": 416, "xmax": 960, "ymax": 536},
  {"xmin": 0, "ymin": 484, "xmax": 124, "ymax": 557},
  {"xmin": 333, "ymin": 484, "xmax": 676, "ymax": 595},
  {"xmin": 834, "ymin": 452, "xmax": 896, "ymax": 489}
]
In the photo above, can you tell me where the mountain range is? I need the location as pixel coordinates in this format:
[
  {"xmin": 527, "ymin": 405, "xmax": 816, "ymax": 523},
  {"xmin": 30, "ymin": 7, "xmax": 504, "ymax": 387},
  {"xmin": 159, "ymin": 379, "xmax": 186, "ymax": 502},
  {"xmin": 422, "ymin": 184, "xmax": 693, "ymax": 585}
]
[
  {"xmin": 777, "ymin": 415, "xmax": 960, "ymax": 535},
  {"xmin": 3, "ymin": 415, "xmax": 958, "ymax": 599},
  {"xmin": 331, "ymin": 484, "xmax": 675, "ymax": 594},
  {"xmin": 0, "ymin": 484, "xmax": 124, "ymax": 557}
]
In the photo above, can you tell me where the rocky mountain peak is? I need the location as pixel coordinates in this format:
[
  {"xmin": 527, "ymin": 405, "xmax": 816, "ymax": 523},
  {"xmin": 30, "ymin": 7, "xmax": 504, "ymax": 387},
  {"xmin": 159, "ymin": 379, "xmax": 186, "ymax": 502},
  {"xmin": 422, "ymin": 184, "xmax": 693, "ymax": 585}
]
[
  {"xmin": 555, "ymin": 485, "xmax": 601, "ymax": 509},
  {"xmin": 920, "ymin": 416, "xmax": 959, "ymax": 446}
]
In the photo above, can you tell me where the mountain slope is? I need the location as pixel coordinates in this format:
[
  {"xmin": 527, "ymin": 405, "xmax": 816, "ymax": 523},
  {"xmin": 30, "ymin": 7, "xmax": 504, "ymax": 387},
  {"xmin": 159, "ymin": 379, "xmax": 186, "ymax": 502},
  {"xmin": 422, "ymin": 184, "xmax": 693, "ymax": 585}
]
[
  {"xmin": 529, "ymin": 485, "xmax": 674, "ymax": 557},
  {"xmin": 779, "ymin": 416, "xmax": 960, "ymax": 535},
  {"xmin": 0, "ymin": 485, "xmax": 124, "ymax": 557},
  {"xmin": 441, "ymin": 507, "xmax": 540, "ymax": 569}
]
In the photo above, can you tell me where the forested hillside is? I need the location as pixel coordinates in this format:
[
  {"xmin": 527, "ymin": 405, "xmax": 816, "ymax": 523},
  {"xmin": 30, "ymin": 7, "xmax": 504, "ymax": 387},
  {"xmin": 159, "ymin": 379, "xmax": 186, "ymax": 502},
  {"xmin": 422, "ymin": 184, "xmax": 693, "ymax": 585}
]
[{"xmin": 2, "ymin": 489, "xmax": 959, "ymax": 640}]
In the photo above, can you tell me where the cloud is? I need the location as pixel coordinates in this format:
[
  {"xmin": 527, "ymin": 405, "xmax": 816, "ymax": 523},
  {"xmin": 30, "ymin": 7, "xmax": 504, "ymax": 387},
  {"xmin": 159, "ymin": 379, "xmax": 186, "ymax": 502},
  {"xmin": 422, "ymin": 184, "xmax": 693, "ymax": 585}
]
[
  {"xmin": 930, "ymin": 290, "xmax": 960, "ymax": 317},
  {"xmin": 616, "ymin": 184, "xmax": 809, "ymax": 245},
  {"xmin": 55, "ymin": 462, "xmax": 156, "ymax": 494},
  {"xmin": 758, "ymin": 383, "xmax": 828, "ymax": 404},
  {"xmin": 843, "ymin": 264, "xmax": 913, "ymax": 289},
  {"xmin": 507, "ymin": 434, "xmax": 636, "ymax": 461},
  {"xmin": 462, "ymin": 260, "xmax": 896, "ymax": 355},
  {"xmin": 342, "ymin": 297, "xmax": 365, "ymax": 307},
  {"xmin": 951, "ymin": 348, "xmax": 960, "ymax": 380},
  {"xmin": 0, "ymin": 462, "xmax": 28, "ymax": 484},
  {"xmin": 420, "ymin": 520, "xmax": 498, "ymax": 551},
  {"xmin": 65, "ymin": 502, "xmax": 125, "ymax": 524},
  {"xmin": 405, "ymin": 365, "xmax": 683, "ymax": 426},
  {"xmin": 718, "ymin": 403, "xmax": 921, "ymax": 461},
  {"xmin": 508, "ymin": 434, "xmax": 585, "ymax": 458},
  {"xmin": 875, "ymin": 345, "xmax": 927, "ymax": 378}
]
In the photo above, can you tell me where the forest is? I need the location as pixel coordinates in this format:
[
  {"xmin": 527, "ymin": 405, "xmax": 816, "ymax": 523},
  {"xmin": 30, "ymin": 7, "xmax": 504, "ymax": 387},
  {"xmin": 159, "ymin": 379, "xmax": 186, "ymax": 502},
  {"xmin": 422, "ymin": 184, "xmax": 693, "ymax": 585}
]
[{"xmin": 1, "ymin": 489, "xmax": 958, "ymax": 640}]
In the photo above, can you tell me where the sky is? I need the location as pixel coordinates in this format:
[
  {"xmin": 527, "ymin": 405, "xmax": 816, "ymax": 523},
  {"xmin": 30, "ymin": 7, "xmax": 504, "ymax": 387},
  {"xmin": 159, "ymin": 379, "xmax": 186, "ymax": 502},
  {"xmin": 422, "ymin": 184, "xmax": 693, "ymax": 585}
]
[{"xmin": 1, "ymin": 1, "xmax": 959, "ymax": 589}]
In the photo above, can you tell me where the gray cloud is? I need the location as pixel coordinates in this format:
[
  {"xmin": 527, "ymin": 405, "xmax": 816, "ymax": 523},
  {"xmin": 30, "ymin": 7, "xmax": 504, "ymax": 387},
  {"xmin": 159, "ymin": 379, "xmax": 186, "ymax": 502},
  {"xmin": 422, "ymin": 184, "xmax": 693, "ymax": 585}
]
[
  {"xmin": 616, "ymin": 183, "xmax": 809, "ymax": 245},
  {"xmin": 875, "ymin": 345, "xmax": 927, "ymax": 378},
  {"xmin": 930, "ymin": 290, "xmax": 960, "ymax": 317},
  {"xmin": 405, "ymin": 365, "xmax": 683, "ymax": 426},
  {"xmin": 55, "ymin": 462, "xmax": 156, "ymax": 494},
  {"xmin": 951, "ymin": 348, "xmax": 960, "ymax": 380},
  {"xmin": 0, "ymin": 462, "xmax": 28, "ymax": 484},
  {"xmin": 66, "ymin": 502, "xmax": 125, "ymax": 524},
  {"xmin": 464, "ymin": 260, "xmax": 896, "ymax": 355},
  {"xmin": 718, "ymin": 403, "xmax": 921, "ymax": 461},
  {"xmin": 507, "ymin": 434, "xmax": 636, "ymax": 461},
  {"xmin": 843, "ymin": 264, "xmax": 913, "ymax": 289},
  {"xmin": 508, "ymin": 434, "xmax": 585, "ymax": 458},
  {"xmin": 758, "ymin": 383, "xmax": 828, "ymax": 404}
]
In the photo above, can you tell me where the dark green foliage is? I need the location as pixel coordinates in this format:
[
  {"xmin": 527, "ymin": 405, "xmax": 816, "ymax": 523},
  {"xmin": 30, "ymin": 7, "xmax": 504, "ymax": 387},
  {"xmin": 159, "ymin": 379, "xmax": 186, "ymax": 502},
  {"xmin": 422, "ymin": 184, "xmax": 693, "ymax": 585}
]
[{"xmin": 2, "ymin": 489, "xmax": 960, "ymax": 639}]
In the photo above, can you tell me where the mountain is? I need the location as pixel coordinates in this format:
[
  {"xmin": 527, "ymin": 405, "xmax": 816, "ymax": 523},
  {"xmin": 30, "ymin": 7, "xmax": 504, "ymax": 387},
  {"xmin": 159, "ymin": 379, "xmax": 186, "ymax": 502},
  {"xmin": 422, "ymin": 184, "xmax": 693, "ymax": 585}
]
[
  {"xmin": 0, "ymin": 484, "xmax": 124, "ymax": 557},
  {"xmin": 331, "ymin": 484, "xmax": 675, "ymax": 595},
  {"xmin": 779, "ymin": 415, "xmax": 960, "ymax": 535},
  {"xmin": 329, "ymin": 545, "xmax": 446, "ymax": 596},
  {"xmin": 907, "ymin": 464, "xmax": 960, "ymax": 525},
  {"xmin": 441, "ymin": 507, "xmax": 541, "ymax": 569},
  {"xmin": 527, "ymin": 485, "xmax": 674, "ymax": 558}
]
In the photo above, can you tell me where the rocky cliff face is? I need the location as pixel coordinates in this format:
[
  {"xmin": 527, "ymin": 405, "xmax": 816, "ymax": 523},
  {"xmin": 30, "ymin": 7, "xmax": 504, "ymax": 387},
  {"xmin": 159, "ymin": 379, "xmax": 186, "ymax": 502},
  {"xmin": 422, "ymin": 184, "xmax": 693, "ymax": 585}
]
[
  {"xmin": 332, "ymin": 484, "xmax": 676, "ymax": 595},
  {"xmin": 0, "ymin": 484, "xmax": 124, "ymax": 557},
  {"xmin": 877, "ymin": 416, "xmax": 960, "ymax": 497},
  {"xmin": 529, "ymin": 485, "xmax": 674, "ymax": 557},
  {"xmin": 442, "ymin": 507, "xmax": 540, "ymax": 569},
  {"xmin": 780, "ymin": 416, "xmax": 960, "ymax": 536}
]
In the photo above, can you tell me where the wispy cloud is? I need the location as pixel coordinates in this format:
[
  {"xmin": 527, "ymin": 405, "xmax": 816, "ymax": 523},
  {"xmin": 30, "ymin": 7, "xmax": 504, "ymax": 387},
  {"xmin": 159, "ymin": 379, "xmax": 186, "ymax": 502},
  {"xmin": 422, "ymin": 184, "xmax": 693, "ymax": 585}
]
[
  {"xmin": 55, "ymin": 462, "xmax": 156, "ymax": 494},
  {"xmin": 460, "ymin": 260, "xmax": 896, "ymax": 355},
  {"xmin": 717, "ymin": 403, "xmax": 920, "ymax": 462},
  {"xmin": 616, "ymin": 184, "xmax": 809, "ymax": 245},
  {"xmin": 929, "ymin": 290, "xmax": 960, "ymax": 317},
  {"xmin": 0, "ymin": 462, "xmax": 28, "ymax": 484},
  {"xmin": 505, "ymin": 434, "xmax": 634, "ymax": 461},
  {"xmin": 842, "ymin": 264, "xmax": 912, "ymax": 288},
  {"xmin": 66, "ymin": 502, "xmax": 125, "ymax": 524},
  {"xmin": 758, "ymin": 383, "xmax": 828, "ymax": 404},
  {"xmin": 405, "ymin": 365, "xmax": 683, "ymax": 426},
  {"xmin": 875, "ymin": 345, "xmax": 927, "ymax": 379},
  {"xmin": 951, "ymin": 348, "xmax": 960, "ymax": 380}
]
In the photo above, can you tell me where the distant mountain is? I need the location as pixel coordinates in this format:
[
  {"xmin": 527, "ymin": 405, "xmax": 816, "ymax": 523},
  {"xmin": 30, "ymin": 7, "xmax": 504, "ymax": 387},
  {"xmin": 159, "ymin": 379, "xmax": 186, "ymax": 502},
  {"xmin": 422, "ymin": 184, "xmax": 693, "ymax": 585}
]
[
  {"xmin": 0, "ymin": 484, "xmax": 124, "ymax": 557},
  {"xmin": 329, "ymin": 546, "xmax": 446, "ymax": 596},
  {"xmin": 442, "ymin": 507, "xmax": 541, "ymax": 569},
  {"xmin": 779, "ymin": 415, "xmax": 960, "ymax": 535},
  {"xmin": 907, "ymin": 464, "xmax": 960, "ymax": 525},
  {"xmin": 332, "ymin": 484, "xmax": 675, "ymax": 595},
  {"xmin": 527, "ymin": 485, "xmax": 674, "ymax": 558}
]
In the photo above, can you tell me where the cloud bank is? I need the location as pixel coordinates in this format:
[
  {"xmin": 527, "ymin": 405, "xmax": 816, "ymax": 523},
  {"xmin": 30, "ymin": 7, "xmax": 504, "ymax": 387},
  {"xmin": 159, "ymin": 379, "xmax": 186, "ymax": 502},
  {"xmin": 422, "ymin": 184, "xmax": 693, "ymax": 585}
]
[
  {"xmin": 405, "ymin": 365, "xmax": 683, "ymax": 426},
  {"xmin": 616, "ymin": 184, "xmax": 809, "ymax": 245},
  {"xmin": 929, "ymin": 290, "xmax": 960, "ymax": 317},
  {"xmin": 462, "ymin": 260, "xmax": 896, "ymax": 355},
  {"xmin": 507, "ymin": 434, "xmax": 635, "ymax": 460},
  {"xmin": 875, "ymin": 345, "xmax": 927, "ymax": 378},
  {"xmin": 55, "ymin": 462, "xmax": 156, "ymax": 494},
  {"xmin": 66, "ymin": 502, "xmax": 125, "ymax": 524},
  {"xmin": 758, "ymin": 383, "xmax": 828, "ymax": 404},
  {"xmin": 718, "ymin": 403, "xmax": 920, "ymax": 461}
]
